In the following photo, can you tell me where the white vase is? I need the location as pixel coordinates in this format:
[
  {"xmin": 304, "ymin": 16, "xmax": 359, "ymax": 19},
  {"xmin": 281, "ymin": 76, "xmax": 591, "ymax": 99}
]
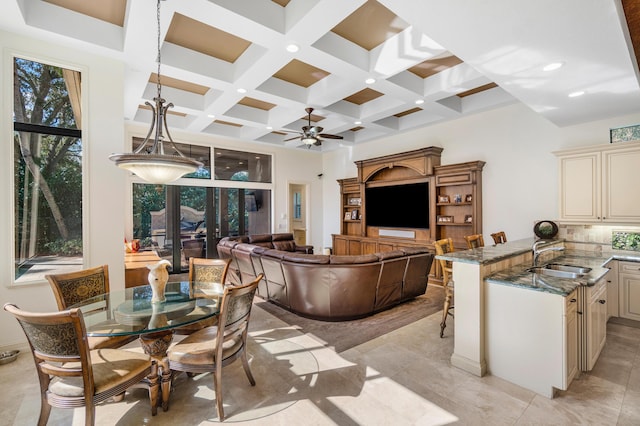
[{"xmin": 147, "ymin": 260, "xmax": 171, "ymax": 303}]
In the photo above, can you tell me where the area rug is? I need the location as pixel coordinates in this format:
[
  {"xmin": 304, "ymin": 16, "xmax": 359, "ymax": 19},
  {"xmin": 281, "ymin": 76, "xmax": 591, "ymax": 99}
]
[{"xmin": 253, "ymin": 285, "xmax": 444, "ymax": 353}]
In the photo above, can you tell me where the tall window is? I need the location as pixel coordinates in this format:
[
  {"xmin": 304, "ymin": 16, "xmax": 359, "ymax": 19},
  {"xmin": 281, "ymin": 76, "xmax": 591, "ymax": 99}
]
[{"xmin": 13, "ymin": 57, "xmax": 83, "ymax": 283}]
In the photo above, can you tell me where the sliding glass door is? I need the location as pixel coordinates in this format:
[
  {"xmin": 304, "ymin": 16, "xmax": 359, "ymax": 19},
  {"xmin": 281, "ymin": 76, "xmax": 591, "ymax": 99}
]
[{"xmin": 133, "ymin": 184, "xmax": 270, "ymax": 272}]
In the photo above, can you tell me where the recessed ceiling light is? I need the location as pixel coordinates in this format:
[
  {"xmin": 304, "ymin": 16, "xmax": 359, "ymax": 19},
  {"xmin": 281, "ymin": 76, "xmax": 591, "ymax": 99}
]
[
  {"xmin": 266, "ymin": 126, "xmax": 272, "ymax": 130},
  {"xmin": 354, "ymin": 121, "xmax": 362, "ymax": 125},
  {"xmin": 365, "ymin": 78, "xmax": 376, "ymax": 84},
  {"xmin": 543, "ymin": 62, "xmax": 564, "ymax": 72},
  {"xmin": 237, "ymin": 88, "xmax": 247, "ymax": 94},
  {"xmin": 207, "ymin": 114, "xmax": 215, "ymax": 118},
  {"xmin": 568, "ymin": 90, "xmax": 585, "ymax": 98},
  {"xmin": 415, "ymin": 99, "xmax": 425, "ymax": 105},
  {"xmin": 286, "ymin": 43, "xmax": 299, "ymax": 53}
]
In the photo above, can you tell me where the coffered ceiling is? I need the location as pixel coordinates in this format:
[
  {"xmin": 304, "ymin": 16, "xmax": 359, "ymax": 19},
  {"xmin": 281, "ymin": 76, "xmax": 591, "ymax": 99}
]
[{"xmin": 3, "ymin": 0, "xmax": 640, "ymax": 152}]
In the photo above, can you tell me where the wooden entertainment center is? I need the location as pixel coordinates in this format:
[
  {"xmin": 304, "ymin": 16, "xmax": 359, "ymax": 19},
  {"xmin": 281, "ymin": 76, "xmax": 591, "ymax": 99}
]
[{"xmin": 332, "ymin": 147, "xmax": 484, "ymax": 281}]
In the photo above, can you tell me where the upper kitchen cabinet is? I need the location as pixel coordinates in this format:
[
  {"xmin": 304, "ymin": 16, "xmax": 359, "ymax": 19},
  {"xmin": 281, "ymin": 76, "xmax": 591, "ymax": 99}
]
[{"xmin": 555, "ymin": 141, "xmax": 640, "ymax": 223}]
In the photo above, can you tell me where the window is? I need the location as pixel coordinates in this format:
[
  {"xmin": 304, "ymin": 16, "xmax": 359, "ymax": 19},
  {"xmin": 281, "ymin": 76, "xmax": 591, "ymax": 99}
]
[
  {"xmin": 214, "ymin": 148, "xmax": 271, "ymax": 183},
  {"xmin": 13, "ymin": 57, "xmax": 83, "ymax": 283}
]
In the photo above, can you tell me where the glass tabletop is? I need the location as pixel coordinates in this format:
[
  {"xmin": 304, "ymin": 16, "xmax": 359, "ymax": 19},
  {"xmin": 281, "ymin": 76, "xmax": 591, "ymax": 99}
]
[{"xmin": 70, "ymin": 281, "xmax": 223, "ymax": 337}]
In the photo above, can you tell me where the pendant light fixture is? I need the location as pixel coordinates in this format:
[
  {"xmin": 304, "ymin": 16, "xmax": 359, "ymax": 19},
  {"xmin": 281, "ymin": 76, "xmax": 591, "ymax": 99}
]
[{"xmin": 109, "ymin": 0, "xmax": 202, "ymax": 184}]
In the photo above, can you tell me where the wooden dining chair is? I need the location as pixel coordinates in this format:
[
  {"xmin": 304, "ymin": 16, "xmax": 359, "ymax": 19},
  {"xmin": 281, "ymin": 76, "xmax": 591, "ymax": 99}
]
[
  {"xmin": 168, "ymin": 273, "xmax": 263, "ymax": 421},
  {"xmin": 189, "ymin": 257, "xmax": 231, "ymax": 286},
  {"xmin": 491, "ymin": 231, "xmax": 507, "ymax": 244},
  {"xmin": 464, "ymin": 234, "xmax": 485, "ymax": 249},
  {"xmin": 173, "ymin": 258, "xmax": 232, "ymax": 336},
  {"xmin": 45, "ymin": 265, "xmax": 137, "ymax": 349},
  {"xmin": 434, "ymin": 238, "xmax": 455, "ymax": 338},
  {"xmin": 3, "ymin": 303, "xmax": 158, "ymax": 426}
]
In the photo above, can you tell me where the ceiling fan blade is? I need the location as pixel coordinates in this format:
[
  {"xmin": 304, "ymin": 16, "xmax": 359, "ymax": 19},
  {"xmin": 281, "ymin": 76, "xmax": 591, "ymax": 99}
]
[
  {"xmin": 283, "ymin": 136, "xmax": 301, "ymax": 142},
  {"xmin": 319, "ymin": 133, "xmax": 343, "ymax": 139}
]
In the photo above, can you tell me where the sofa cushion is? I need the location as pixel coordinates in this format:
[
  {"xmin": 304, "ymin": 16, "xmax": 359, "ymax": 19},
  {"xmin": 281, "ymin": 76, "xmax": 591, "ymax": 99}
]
[
  {"xmin": 251, "ymin": 246, "xmax": 268, "ymax": 255},
  {"xmin": 249, "ymin": 234, "xmax": 273, "ymax": 244},
  {"xmin": 282, "ymin": 252, "xmax": 330, "ymax": 264},
  {"xmin": 262, "ymin": 249, "xmax": 288, "ymax": 260},
  {"xmin": 234, "ymin": 243, "xmax": 261, "ymax": 253},
  {"xmin": 247, "ymin": 234, "xmax": 272, "ymax": 248},
  {"xmin": 329, "ymin": 254, "xmax": 378, "ymax": 264},
  {"xmin": 401, "ymin": 247, "xmax": 431, "ymax": 256},
  {"xmin": 375, "ymin": 250, "xmax": 405, "ymax": 261},
  {"xmin": 272, "ymin": 233, "xmax": 295, "ymax": 241},
  {"xmin": 218, "ymin": 238, "xmax": 239, "ymax": 249},
  {"xmin": 273, "ymin": 240, "xmax": 296, "ymax": 252}
]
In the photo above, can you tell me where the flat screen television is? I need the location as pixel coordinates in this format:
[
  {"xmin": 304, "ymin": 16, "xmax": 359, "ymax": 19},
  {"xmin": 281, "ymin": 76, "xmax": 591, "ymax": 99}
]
[{"xmin": 365, "ymin": 182, "xmax": 429, "ymax": 229}]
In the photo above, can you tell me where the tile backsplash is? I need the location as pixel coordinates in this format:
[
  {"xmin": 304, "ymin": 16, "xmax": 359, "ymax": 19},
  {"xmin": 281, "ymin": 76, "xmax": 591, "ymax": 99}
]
[{"xmin": 558, "ymin": 224, "xmax": 640, "ymax": 255}]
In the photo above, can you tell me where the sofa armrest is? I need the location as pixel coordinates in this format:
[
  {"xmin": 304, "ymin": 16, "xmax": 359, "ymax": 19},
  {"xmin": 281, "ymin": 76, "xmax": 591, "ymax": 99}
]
[{"xmin": 295, "ymin": 245, "xmax": 314, "ymax": 254}]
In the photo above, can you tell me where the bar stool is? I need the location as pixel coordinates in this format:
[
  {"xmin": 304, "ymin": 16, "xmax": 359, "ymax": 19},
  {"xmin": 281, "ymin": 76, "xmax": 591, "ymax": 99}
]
[
  {"xmin": 491, "ymin": 231, "xmax": 507, "ymax": 244},
  {"xmin": 434, "ymin": 238, "xmax": 455, "ymax": 338},
  {"xmin": 464, "ymin": 234, "xmax": 484, "ymax": 249}
]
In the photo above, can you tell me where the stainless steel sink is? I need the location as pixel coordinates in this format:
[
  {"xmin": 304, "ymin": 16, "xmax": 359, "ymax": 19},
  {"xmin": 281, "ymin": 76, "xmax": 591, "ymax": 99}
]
[
  {"xmin": 543, "ymin": 263, "xmax": 592, "ymax": 274},
  {"xmin": 526, "ymin": 266, "xmax": 586, "ymax": 279}
]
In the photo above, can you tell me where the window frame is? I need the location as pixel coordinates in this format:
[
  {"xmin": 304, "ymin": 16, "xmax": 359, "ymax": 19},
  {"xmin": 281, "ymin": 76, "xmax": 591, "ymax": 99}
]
[{"xmin": 6, "ymin": 51, "xmax": 89, "ymax": 287}]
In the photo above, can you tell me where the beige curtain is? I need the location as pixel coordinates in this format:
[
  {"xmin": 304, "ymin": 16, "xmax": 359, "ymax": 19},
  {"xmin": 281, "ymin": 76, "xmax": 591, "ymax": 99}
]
[{"xmin": 62, "ymin": 69, "xmax": 81, "ymax": 129}]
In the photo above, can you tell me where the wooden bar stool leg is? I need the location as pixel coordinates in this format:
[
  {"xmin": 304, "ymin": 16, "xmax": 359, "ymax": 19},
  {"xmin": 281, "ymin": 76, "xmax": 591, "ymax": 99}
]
[{"xmin": 440, "ymin": 279, "xmax": 454, "ymax": 338}]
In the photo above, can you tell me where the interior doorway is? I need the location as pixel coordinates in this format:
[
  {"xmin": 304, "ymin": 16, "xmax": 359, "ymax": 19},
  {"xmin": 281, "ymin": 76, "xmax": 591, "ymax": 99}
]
[{"xmin": 288, "ymin": 183, "xmax": 308, "ymax": 245}]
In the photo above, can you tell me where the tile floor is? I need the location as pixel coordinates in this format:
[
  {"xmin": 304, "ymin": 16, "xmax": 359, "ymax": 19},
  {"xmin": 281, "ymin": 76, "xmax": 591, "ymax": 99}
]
[{"xmin": 2, "ymin": 296, "xmax": 640, "ymax": 425}]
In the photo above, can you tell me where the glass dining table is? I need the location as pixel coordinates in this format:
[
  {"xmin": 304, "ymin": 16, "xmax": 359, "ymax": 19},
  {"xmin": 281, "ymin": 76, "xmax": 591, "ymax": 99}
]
[{"xmin": 70, "ymin": 281, "xmax": 223, "ymax": 415}]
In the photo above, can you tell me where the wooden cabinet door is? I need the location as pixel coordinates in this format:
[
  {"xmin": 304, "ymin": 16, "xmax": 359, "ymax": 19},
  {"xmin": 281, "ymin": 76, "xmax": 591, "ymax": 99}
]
[
  {"xmin": 333, "ymin": 236, "xmax": 348, "ymax": 255},
  {"xmin": 619, "ymin": 262, "xmax": 640, "ymax": 321},
  {"xmin": 565, "ymin": 292, "xmax": 578, "ymax": 387},
  {"xmin": 586, "ymin": 280, "xmax": 607, "ymax": 370},
  {"xmin": 558, "ymin": 152, "xmax": 601, "ymax": 221},
  {"xmin": 362, "ymin": 241, "xmax": 378, "ymax": 254},
  {"xmin": 348, "ymin": 239, "xmax": 362, "ymax": 255},
  {"xmin": 603, "ymin": 148, "xmax": 640, "ymax": 223}
]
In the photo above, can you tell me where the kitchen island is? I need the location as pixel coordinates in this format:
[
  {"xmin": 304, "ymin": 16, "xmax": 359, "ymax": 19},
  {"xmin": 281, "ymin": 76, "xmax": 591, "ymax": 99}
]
[{"xmin": 435, "ymin": 238, "xmax": 626, "ymax": 397}]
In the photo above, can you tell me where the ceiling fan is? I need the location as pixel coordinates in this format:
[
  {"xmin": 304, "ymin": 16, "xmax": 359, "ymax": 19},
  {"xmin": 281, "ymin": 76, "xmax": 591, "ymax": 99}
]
[{"xmin": 283, "ymin": 107, "xmax": 344, "ymax": 147}]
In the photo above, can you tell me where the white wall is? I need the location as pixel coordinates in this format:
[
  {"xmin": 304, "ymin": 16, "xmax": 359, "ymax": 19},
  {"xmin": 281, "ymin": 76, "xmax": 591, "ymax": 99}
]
[
  {"xmin": 0, "ymin": 30, "xmax": 127, "ymax": 348},
  {"xmin": 321, "ymin": 102, "xmax": 640, "ymax": 248}
]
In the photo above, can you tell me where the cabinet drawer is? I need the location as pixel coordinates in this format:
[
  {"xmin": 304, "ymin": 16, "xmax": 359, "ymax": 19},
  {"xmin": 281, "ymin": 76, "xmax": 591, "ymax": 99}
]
[
  {"xmin": 589, "ymin": 278, "xmax": 607, "ymax": 303},
  {"xmin": 619, "ymin": 261, "xmax": 640, "ymax": 275}
]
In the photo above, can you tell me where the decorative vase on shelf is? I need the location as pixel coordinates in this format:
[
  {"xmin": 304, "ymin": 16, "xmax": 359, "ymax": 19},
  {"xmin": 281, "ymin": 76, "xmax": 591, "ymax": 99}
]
[{"xmin": 147, "ymin": 260, "xmax": 171, "ymax": 303}]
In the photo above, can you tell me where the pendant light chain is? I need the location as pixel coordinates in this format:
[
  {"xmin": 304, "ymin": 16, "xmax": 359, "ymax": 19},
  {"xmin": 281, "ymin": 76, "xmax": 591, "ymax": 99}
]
[
  {"xmin": 108, "ymin": 0, "xmax": 203, "ymax": 184},
  {"xmin": 156, "ymin": 0, "xmax": 162, "ymax": 100}
]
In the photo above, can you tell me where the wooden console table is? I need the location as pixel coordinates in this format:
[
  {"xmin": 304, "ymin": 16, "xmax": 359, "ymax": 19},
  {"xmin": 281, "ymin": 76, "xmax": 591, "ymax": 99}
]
[{"xmin": 125, "ymin": 251, "xmax": 161, "ymax": 288}]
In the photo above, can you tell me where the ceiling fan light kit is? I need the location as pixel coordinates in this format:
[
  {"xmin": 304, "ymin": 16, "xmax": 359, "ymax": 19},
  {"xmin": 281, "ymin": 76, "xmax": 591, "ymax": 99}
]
[{"xmin": 283, "ymin": 107, "xmax": 344, "ymax": 148}]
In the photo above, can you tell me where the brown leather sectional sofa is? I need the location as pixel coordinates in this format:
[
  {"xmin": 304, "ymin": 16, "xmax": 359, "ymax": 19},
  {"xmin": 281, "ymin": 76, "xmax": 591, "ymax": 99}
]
[{"xmin": 217, "ymin": 234, "xmax": 434, "ymax": 321}]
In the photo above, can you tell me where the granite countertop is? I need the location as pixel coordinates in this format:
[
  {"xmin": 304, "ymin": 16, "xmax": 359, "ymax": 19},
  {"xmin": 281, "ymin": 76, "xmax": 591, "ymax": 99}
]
[
  {"xmin": 436, "ymin": 237, "xmax": 539, "ymax": 265},
  {"xmin": 486, "ymin": 252, "xmax": 612, "ymax": 296},
  {"xmin": 435, "ymin": 238, "xmax": 640, "ymax": 297}
]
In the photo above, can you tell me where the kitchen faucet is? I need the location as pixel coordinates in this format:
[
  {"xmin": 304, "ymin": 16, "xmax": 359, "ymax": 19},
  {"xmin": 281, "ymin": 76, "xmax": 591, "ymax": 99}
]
[{"xmin": 532, "ymin": 240, "xmax": 565, "ymax": 266}]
